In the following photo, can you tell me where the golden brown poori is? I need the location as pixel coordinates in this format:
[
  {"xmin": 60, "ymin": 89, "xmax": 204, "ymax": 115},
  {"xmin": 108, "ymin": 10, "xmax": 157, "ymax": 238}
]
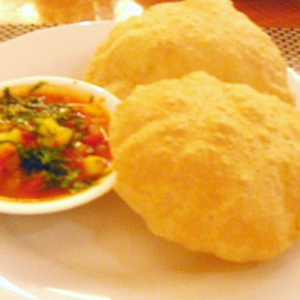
[
  {"xmin": 110, "ymin": 71, "xmax": 300, "ymax": 263},
  {"xmin": 86, "ymin": 0, "xmax": 294, "ymax": 104}
]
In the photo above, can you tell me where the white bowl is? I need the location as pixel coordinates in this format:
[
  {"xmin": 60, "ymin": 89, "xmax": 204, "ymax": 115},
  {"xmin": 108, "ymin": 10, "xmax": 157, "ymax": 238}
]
[{"xmin": 0, "ymin": 76, "xmax": 121, "ymax": 215}]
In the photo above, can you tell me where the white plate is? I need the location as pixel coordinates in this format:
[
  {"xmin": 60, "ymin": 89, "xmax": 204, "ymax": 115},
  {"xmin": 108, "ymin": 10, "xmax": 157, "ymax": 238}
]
[{"xmin": 0, "ymin": 21, "xmax": 300, "ymax": 300}]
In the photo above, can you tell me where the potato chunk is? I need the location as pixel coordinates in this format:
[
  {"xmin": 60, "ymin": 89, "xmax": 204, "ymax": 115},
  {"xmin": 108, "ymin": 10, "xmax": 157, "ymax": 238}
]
[
  {"xmin": 35, "ymin": 118, "xmax": 73, "ymax": 147},
  {"xmin": 83, "ymin": 155, "xmax": 106, "ymax": 177},
  {"xmin": 0, "ymin": 128, "xmax": 22, "ymax": 144}
]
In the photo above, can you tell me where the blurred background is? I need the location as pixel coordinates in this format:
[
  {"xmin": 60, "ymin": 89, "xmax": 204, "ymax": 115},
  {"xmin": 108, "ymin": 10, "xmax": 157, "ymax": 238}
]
[{"xmin": 0, "ymin": 0, "xmax": 299, "ymax": 27}]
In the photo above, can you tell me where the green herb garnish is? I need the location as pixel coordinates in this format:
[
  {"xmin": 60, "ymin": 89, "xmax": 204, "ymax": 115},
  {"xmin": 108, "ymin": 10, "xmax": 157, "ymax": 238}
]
[
  {"xmin": 17, "ymin": 145, "xmax": 79, "ymax": 190},
  {"xmin": 29, "ymin": 81, "xmax": 46, "ymax": 93}
]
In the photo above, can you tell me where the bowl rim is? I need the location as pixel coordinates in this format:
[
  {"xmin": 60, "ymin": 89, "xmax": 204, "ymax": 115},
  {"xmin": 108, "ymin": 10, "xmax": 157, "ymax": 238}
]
[{"xmin": 0, "ymin": 75, "xmax": 121, "ymax": 215}]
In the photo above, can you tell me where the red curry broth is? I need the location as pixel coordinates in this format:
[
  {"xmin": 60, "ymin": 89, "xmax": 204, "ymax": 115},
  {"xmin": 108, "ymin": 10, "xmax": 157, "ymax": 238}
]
[{"xmin": 0, "ymin": 82, "xmax": 112, "ymax": 201}]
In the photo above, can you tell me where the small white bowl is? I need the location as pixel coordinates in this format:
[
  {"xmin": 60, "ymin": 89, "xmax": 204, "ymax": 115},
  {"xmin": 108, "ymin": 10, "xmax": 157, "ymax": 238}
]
[{"xmin": 0, "ymin": 76, "xmax": 121, "ymax": 215}]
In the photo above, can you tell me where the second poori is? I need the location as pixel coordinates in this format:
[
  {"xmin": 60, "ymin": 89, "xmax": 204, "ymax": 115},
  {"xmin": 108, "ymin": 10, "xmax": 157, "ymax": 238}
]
[{"xmin": 86, "ymin": 0, "xmax": 294, "ymax": 104}]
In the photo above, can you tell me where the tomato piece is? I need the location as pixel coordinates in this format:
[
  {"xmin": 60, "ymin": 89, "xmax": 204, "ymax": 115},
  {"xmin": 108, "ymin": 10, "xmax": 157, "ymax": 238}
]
[
  {"xmin": 95, "ymin": 142, "xmax": 112, "ymax": 161},
  {"xmin": 23, "ymin": 173, "xmax": 45, "ymax": 195},
  {"xmin": 22, "ymin": 131, "xmax": 37, "ymax": 148},
  {"xmin": 82, "ymin": 131, "xmax": 105, "ymax": 147}
]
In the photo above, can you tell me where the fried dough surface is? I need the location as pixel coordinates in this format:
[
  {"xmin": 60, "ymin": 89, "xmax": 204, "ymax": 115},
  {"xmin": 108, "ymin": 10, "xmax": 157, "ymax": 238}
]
[
  {"xmin": 86, "ymin": 0, "xmax": 294, "ymax": 104},
  {"xmin": 110, "ymin": 71, "xmax": 300, "ymax": 262}
]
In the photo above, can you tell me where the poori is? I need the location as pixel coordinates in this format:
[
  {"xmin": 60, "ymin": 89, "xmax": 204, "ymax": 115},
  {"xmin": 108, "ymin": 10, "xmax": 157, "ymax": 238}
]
[
  {"xmin": 86, "ymin": 0, "xmax": 294, "ymax": 104},
  {"xmin": 110, "ymin": 71, "xmax": 300, "ymax": 262}
]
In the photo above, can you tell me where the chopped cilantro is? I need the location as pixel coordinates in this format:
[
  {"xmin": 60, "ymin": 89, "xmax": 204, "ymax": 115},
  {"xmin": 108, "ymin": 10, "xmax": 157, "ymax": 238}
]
[
  {"xmin": 29, "ymin": 81, "xmax": 46, "ymax": 93},
  {"xmin": 17, "ymin": 145, "xmax": 80, "ymax": 190},
  {"xmin": 0, "ymin": 87, "xmax": 78, "ymax": 126}
]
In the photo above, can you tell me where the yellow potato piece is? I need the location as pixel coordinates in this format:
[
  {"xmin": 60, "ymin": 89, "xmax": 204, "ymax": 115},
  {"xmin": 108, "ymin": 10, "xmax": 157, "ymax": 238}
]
[
  {"xmin": 83, "ymin": 155, "xmax": 106, "ymax": 177},
  {"xmin": 35, "ymin": 118, "xmax": 73, "ymax": 147},
  {"xmin": 0, "ymin": 131, "xmax": 20, "ymax": 158},
  {"xmin": 0, "ymin": 128, "xmax": 22, "ymax": 144},
  {"xmin": 110, "ymin": 71, "xmax": 300, "ymax": 262},
  {"xmin": 86, "ymin": 0, "xmax": 294, "ymax": 104}
]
